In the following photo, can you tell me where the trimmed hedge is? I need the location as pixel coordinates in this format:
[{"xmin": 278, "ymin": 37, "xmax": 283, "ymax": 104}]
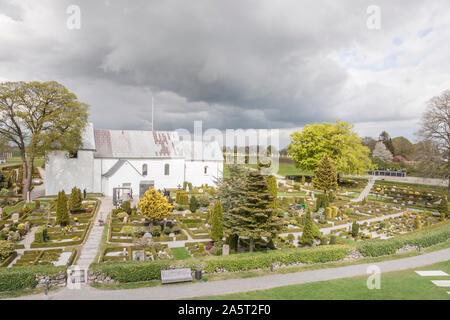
[
  {"xmin": 0, "ymin": 265, "xmax": 64, "ymax": 291},
  {"xmin": 357, "ymin": 222, "xmax": 450, "ymax": 257},
  {"xmin": 90, "ymin": 245, "xmax": 351, "ymax": 282}
]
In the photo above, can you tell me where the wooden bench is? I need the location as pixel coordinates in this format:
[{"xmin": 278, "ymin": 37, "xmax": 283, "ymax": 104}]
[{"xmin": 161, "ymin": 268, "xmax": 192, "ymax": 284}]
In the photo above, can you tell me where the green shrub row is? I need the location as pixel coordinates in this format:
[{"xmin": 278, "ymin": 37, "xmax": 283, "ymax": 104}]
[
  {"xmin": 0, "ymin": 265, "xmax": 64, "ymax": 291},
  {"xmin": 90, "ymin": 245, "xmax": 351, "ymax": 282},
  {"xmin": 357, "ymin": 222, "xmax": 450, "ymax": 257}
]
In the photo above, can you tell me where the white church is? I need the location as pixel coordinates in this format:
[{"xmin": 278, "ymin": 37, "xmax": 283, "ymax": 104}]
[{"xmin": 44, "ymin": 123, "xmax": 223, "ymax": 198}]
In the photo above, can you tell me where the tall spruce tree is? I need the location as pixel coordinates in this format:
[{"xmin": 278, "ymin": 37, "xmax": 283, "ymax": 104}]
[
  {"xmin": 223, "ymin": 170, "xmax": 284, "ymax": 252},
  {"xmin": 266, "ymin": 175, "xmax": 278, "ymax": 210},
  {"xmin": 56, "ymin": 190, "xmax": 69, "ymax": 226},
  {"xmin": 313, "ymin": 154, "xmax": 338, "ymax": 194},
  {"xmin": 211, "ymin": 201, "xmax": 224, "ymax": 241}
]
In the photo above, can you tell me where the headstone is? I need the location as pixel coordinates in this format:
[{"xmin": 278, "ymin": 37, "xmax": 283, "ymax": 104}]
[
  {"xmin": 11, "ymin": 213, "xmax": 20, "ymax": 223},
  {"xmin": 222, "ymin": 244, "xmax": 230, "ymax": 255},
  {"xmin": 143, "ymin": 232, "xmax": 152, "ymax": 239}
]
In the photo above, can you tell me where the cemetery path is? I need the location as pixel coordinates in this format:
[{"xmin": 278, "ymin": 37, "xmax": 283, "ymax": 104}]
[
  {"xmin": 76, "ymin": 197, "xmax": 112, "ymax": 269},
  {"xmin": 30, "ymin": 167, "xmax": 46, "ymax": 200},
  {"xmin": 351, "ymin": 176, "xmax": 377, "ymax": 202},
  {"xmin": 12, "ymin": 247, "xmax": 450, "ymax": 300}
]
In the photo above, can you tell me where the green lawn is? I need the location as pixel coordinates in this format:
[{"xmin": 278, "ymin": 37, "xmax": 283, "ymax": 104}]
[
  {"xmin": 171, "ymin": 247, "xmax": 191, "ymax": 260},
  {"xmin": 223, "ymin": 161, "xmax": 310, "ymax": 178},
  {"xmin": 194, "ymin": 260, "xmax": 450, "ymax": 300}
]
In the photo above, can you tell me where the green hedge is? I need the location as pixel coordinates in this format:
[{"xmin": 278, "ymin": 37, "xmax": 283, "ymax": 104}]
[
  {"xmin": 0, "ymin": 251, "xmax": 17, "ymax": 267},
  {"xmin": 357, "ymin": 222, "xmax": 450, "ymax": 257},
  {"xmin": 0, "ymin": 265, "xmax": 64, "ymax": 291},
  {"xmin": 90, "ymin": 245, "xmax": 351, "ymax": 282}
]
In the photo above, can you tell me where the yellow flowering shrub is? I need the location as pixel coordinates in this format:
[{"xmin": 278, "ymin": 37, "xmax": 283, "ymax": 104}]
[{"xmin": 138, "ymin": 187, "xmax": 173, "ymax": 221}]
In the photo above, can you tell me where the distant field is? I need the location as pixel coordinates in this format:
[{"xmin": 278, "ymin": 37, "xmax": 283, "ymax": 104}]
[
  {"xmin": 0, "ymin": 157, "xmax": 44, "ymax": 169},
  {"xmin": 223, "ymin": 159, "xmax": 311, "ymax": 178}
]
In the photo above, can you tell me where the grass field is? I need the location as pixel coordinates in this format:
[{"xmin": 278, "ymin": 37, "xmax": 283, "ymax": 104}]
[
  {"xmin": 223, "ymin": 160, "xmax": 310, "ymax": 178},
  {"xmin": 0, "ymin": 156, "xmax": 44, "ymax": 169},
  {"xmin": 194, "ymin": 260, "xmax": 450, "ymax": 300}
]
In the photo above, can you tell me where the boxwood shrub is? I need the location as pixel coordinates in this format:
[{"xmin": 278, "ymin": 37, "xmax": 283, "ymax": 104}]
[{"xmin": 357, "ymin": 222, "xmax": 450, "ymax": 257}]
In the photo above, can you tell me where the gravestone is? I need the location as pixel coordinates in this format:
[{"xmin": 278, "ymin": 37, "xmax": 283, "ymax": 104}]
[
  {"xmin": 133, "ymin": 250, "xmax": 144, "ymax": 261},
  {"xmin": 161, "ymin": 268, "xmax": 192, "ymax": 284},
  {"xmin": 143, "ymin": 232, "xmax": 152, "ymax": 239},
  {"xmin": 222, "ymin": 244, "xmax": 230, "ymax": 255},
  {"xmin": 11, "ymin": 213, "xmax": 20, "ymax": 223}
]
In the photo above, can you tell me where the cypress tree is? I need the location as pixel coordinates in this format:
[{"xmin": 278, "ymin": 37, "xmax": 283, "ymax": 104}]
[
  {"xmin": 56, "ymin": 190, "xmax": 69, "ymax": 226},
  {"xmin": 438, "ymin": 197, "xmax": 448, "ymax": 218},
  {"xmin": 351, "ymin": 221, "xmax": 360, "ymax": 238},
  {"xmin": 69, "ymin": 187, "xmax": 82, "ymax": 212},
  {"xmin": 189, "ymin": 195, "xmax": 199, "ymax": 213},
  {"xmin": 300, "ymin": 209, "xmax": 315, "ymax": 245},
  {"xmin": 313, "ymin": 154, "xmax": 338, "ymax": 194},
  {"xmin": 211, "ymin": 201, "xmax": 224, "ymax": 241},
  {"xmin": 223, "ymin": 170, "xmax": 284, "ymax": 252},
  {"xmin": 414, "ymin": 215, "xmax": 422, "ymax": 230}
]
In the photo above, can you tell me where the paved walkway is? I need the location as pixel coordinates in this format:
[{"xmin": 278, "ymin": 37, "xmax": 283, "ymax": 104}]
[
  {"xmin": 30, "ymin": 167, "xmax": 46, "ymax": 200},
  {"xmin": 76, "ymin": 197, "xmax": 112, "ymax": 268},
  {"xmin": 10, "ymin": 247, "xmax": 450, "ymax": 300},
  {"xmin": 351, "ymin": 176, "xmax": 377, "ymax": 202}
]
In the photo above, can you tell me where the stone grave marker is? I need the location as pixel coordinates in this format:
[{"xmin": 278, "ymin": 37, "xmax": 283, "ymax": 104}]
[{"xmin": 222, "ymin": 244, "xmax": 230, "ymax": 255}]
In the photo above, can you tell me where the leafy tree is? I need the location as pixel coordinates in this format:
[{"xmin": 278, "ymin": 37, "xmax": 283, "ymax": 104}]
[
  {"xmin": 211, "ymin": 202, "xmax": 224, "ymax": 241},
  {"xmin": 313, "ymin": 154, "xmax": 338, "ymax": 194},
  {"xmin": 189, "ymin": 195, "xmax": 199, "ymax": 213},
  {"xmin": 419, "ymin": 90, "xmax": 450, "ymax": 197},
  {"xmin": 266, "ymin": 175, "xmax": 278, "ymax": 209},
  {"xmin": 223, "ymin": 170, "xmax": 284, "ymax": 252},
  {"xmin": 138, "ymin": 187, "xmax": 173, "ymax": 221},
  {"xmin": 288, "ymin": 120, "xmax": 372, "ymax": 175},
  {"xmin": 373, "ymin": 142, "xmax": 393, "ymax": 162},
  {"xmin": 0, "ymin": 81, "xmax": 89, "ymax": 200},
  {"xmin": 68, "ymin": 187, "xmax": 82, "ymax": 212},
  {"xmin": 392, "ymin": 136, "xmax": 415, "ymax": 159},
  {"xmin": 56, "ymin": 190, "xmax": 69, "ymax": 226},
  {"xmin": 362, "ymin": 136, "xmax": 377, "ymax": 154}
]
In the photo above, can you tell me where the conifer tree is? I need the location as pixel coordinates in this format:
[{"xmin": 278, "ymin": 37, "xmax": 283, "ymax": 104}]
[
  {"xmin": 56, "ymin": 190, "xmax": 69, "ymax": 226},
  {"xmin": 266, "ymin": 175, "xmax": 278, "ymax": 210},
  {"xmin": 223, "ymin": 170, "xmax": 284, "ymax": 252},
  {"xmin": 437, "ymin": 197, "xmax": 448, "ymax": 218},
  {"xmin": 189, "ymin": 195, "xmax": 199, "ymax": 212},
  {"xmin": 351, "ymin": 221, "xmax": 360, "ymax": 238},
  {"xmin": 300, "ymin": 209, "xmax": 315, "ymax": 245},
  {"xmin": 414, "ymin": 215, "xmax": 422, "ymax": 230},
  {"xmin": 69, "ymin": 187, "xmax": 82, "ymax": 212},
  {"xmin": 211, "ymin": 201, "xmax": 223, "ymax": 241},
  {"xmin": 313, "ymin": 154, "xmax": 338, "ymax": 194}
]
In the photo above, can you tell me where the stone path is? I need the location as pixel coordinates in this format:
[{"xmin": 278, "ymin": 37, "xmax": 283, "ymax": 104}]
[
  {"xmin": 30, "ymin": 167, "xmax": 46, "ymax": 200},
  {"xmin": 351, "ymin": 176, "xmax": 377, "ymax": 202},
  {"xmin": 11, "ymin": 247, "xmax": 450, "ymax": 300},
  {"xmin": 8, "ymin": 227, "xmax": 38, "ymax": 267},
  {"xmin": 76, "ymin": 197, "xmax": 112, "ymax": 269}
]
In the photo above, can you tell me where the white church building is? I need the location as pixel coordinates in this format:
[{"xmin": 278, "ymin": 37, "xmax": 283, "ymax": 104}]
[{"xmin": 44, "ymin": 123, "xmax": 223, "ymax": 198}]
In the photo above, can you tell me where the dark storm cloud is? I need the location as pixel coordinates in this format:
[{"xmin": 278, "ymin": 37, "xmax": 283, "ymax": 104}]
[{"xmin": 1, "ymin": 0, "xmax": 450, "ymax": 142}]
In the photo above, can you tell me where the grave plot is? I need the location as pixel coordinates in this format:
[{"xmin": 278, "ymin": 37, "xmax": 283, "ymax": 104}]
[
  {"xmin": 108, "ymin": 212, "xmax": 187, "ymax": 244},
  {"xmin": 12, "ymin": 248, "xmax": 76, "ymax": 267},
  {"xmin": 185, "ymin": 242, "xmax": 210, "ymax": 257},
  {"xmin": 28, "ymin": 199, "xmax": 99, "ymax": 248},
  {"xmin": 100, "ymin": 243, "xmax": 172, "ymax": 262},
  {"xmin": 369, "ymin": 183, "xmax": 444, "ymax": 209},
  {"xmin": 179, "ymin": 217, "xmax": 211, "ymax": 240}
]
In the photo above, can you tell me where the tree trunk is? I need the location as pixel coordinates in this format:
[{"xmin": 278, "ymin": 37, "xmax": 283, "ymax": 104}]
[
  {"xmin": 249, "ymin": 238, "xmax": 255, "ymax": 252},
  {"xmin": 20, "ymin": 152, "xmax": 28, "ymax": 201}
]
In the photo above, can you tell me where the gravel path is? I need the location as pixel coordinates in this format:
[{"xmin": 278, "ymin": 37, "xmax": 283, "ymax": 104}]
[{"xmin": 10, "ymin": 247, "xmax": 450, "ymax": 300}]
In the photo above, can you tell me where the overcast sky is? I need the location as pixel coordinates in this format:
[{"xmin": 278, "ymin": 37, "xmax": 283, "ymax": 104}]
[{"xmin": 1, "ymin": 0, "xmax": 450, "ymax": 147}]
